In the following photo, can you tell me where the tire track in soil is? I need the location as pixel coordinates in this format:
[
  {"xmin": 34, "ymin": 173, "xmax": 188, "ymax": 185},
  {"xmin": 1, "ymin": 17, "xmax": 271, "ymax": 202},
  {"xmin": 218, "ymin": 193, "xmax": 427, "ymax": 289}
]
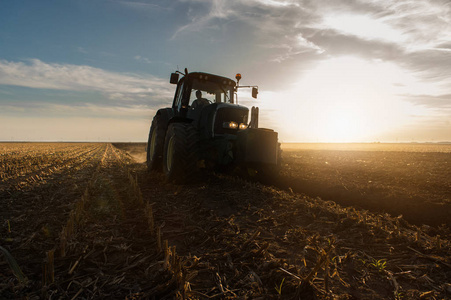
[
  {"xmin": 0, "ymin": 144, "xmax": 91, "ymax": 181},
  {"xmin": 0, "ymin": 144, "xmax": 92, "ymax": 178},
  {"xmin": 0, "ymin": 144, "xmax": 104, "ymax": 191},
  {"xmin": 0, "ymin": 145, "xmax": 107, "ymax": 236},
  {"xmin": 45, "ymin": 144, "xmax": 175, "ymax": 299},
  {"xmin": 0, "ymin": 144, "xmax": 108, "ymax": 296}
]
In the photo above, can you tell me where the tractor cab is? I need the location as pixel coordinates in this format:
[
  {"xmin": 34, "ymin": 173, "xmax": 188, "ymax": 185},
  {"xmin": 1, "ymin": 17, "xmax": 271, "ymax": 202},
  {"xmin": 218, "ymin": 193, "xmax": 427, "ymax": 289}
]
[
  {"xmin": 171, "ymin": 72, "xmax": 235, "ymax": 112},
  {"xmin": 170, "ymin": 72, "xmax": 250, "ymax": 138}
]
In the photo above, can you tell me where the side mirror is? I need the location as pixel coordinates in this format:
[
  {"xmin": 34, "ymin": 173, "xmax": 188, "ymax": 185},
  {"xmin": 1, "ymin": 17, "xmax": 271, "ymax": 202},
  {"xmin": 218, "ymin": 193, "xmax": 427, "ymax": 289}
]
[
  {"xmin": 252, "ymin": 87, "xmax": 258, "ymax": 99},
  {"xmin": 170, "ymin": 73, "xmax": 179, "ymax": 84}
]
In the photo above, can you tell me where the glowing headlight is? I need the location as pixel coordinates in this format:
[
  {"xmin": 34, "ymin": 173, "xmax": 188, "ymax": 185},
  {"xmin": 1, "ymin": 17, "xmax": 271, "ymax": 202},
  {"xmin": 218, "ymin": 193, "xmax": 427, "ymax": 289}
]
[
  {"xmin": 239, "ymin": 123, "xmax": 248, "ymax": 130},
  {"xmin": 223, "ymin": 121, "xmax": 238, "ymax": 129}
]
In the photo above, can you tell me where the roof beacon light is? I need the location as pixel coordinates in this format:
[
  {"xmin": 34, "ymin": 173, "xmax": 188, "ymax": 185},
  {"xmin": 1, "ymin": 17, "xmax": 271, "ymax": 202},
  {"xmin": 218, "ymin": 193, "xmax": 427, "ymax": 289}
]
[{"xmin": 235, "ymin": 73, "xmax": 241, "ymax": 86}]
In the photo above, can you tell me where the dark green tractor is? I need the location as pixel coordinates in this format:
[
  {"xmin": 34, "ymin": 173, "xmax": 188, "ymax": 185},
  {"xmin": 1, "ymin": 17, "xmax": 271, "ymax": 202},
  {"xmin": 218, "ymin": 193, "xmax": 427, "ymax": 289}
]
[{"xmin": 146, "ymin": 69, "xmax": 281, "ymax": 183}]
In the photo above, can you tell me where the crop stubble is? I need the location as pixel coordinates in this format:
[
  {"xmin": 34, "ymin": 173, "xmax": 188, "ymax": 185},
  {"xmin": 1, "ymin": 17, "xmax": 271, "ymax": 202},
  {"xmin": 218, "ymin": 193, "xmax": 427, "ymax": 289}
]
[{"xmin": 0, "ymin": 142, "xmax": 450, "ymax": 299}]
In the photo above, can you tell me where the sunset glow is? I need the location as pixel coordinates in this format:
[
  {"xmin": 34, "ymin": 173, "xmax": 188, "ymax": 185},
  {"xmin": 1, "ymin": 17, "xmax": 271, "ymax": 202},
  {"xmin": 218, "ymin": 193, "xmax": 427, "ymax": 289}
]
[
  {"xmin": 0, "ymin": 0, "xmax": 450, "ymax": 142},
  {"xmin": 255, "ymin": 56, "xmax": 438, "ymax": 142}
]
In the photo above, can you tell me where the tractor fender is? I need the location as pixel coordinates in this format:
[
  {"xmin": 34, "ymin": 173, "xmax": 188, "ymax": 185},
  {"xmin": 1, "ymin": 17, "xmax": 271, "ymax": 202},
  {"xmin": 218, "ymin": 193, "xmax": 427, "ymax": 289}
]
[{"xmin": 155, "ymin": 108, "xmax": 174, "ymax": 130}]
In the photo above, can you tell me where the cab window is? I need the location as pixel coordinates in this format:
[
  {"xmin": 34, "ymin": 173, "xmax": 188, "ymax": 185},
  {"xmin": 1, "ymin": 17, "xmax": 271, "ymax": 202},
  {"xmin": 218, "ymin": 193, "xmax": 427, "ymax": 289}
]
[
  {"xmin": 187, "ymin": 78, "xmax": 234, "ymax": 107},
  {"xmin": 173, "ymin": 81, "xmax": 191, "ymax": 111}
]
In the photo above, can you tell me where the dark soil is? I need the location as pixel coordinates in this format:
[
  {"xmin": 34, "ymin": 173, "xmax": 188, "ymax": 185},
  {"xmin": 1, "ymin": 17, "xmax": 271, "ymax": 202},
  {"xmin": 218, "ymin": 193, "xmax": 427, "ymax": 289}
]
[
  {"xmin": 278, "ymin": 146, "xmax": 451, "ymax": 227},
  {"xmin": 1, "ymin": 142, "xmax": 450, "ymax": 299}
]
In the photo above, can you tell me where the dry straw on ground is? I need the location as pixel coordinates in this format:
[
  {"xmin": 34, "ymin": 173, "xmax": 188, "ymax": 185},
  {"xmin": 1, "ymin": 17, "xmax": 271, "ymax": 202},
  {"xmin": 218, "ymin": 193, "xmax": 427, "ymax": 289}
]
[{"xmin": 1, "ymin": 143, "xmax": 450, "ymax": 299}]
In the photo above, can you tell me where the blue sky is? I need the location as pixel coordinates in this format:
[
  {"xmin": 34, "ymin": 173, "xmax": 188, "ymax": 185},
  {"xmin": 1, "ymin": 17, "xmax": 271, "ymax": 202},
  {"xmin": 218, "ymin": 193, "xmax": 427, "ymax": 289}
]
[{"xmin": 1, "ymin": 0, "xmax": 450, "ymax": 142}]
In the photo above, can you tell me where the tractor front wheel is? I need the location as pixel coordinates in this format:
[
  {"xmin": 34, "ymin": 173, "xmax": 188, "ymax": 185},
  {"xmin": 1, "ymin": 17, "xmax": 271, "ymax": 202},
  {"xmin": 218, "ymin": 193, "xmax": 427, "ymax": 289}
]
[
  {"xmin": 163, "ymin": 123, "xmax": 200, "ymax": 183},
  {"xmin": 246, "ymin": 143, "xmax": 283, "ymax": 184}
]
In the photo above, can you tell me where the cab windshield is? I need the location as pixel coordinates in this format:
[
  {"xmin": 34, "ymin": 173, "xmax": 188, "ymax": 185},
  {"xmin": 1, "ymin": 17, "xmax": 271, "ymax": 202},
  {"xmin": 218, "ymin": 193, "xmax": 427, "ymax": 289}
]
[{"xmin": 188, "ymin": 78, "xmax": 234, "ymax": 106}]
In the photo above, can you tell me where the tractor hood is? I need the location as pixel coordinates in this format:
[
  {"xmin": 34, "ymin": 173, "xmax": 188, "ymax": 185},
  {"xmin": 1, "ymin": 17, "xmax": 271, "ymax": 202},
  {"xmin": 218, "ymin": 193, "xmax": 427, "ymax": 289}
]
[{"xmin": 195, "ymin": 103, "xmax": 249, "ymax": 138}]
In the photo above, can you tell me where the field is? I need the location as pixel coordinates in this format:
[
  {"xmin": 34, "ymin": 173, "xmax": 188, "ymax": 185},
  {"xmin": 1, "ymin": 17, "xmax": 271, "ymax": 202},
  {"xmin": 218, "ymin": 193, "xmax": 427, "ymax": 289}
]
[
  {"xmin": 280, "ymin": 143, "xmax": 451, "ymax": 226},
  {"xmin": 1, "ymin": 142, "xmax": 450, "ymax": 299}
]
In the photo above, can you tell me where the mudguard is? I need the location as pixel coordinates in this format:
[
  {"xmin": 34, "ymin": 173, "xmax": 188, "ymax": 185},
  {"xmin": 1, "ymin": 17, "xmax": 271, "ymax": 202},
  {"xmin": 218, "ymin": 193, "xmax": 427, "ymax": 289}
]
[{"xmin": 155, "ymin": 108, "xmax": 174, "ymax": 129}]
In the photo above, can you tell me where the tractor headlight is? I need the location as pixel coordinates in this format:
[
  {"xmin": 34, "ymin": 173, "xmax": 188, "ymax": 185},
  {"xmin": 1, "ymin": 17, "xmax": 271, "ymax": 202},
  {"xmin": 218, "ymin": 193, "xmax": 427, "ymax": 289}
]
[
  {"xmin": 239, "ymin": 123, "xmax": 248, "ymax": 130},
  {"xmin": 223, "ymin": 121, "xmax": 238, "ymax": 129}
]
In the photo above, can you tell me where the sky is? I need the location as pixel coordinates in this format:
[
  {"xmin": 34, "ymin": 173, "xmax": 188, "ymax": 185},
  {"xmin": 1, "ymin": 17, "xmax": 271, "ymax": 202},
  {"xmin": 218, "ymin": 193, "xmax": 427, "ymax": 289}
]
[{"xmin": 0, "ymin": 0, "xmax": 450, "ymax": 142}]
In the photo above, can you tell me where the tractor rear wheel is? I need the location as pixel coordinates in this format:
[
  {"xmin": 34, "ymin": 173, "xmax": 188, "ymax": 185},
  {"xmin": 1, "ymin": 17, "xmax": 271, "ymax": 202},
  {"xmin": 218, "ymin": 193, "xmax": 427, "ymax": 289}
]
[
  {"xmin": 163, "ymin": 123, "xmax": 200, "ymax": 183},
  {"xmin": 146, "ymin": 114, "xmax": 166, "ymax": 171}
]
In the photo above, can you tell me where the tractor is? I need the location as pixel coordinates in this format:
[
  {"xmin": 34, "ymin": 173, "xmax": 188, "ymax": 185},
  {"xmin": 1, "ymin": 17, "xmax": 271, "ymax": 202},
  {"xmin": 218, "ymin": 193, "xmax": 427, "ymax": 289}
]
[{"xmin": 146, "ymin": 69, "xmax": 281, "ymax": 183}]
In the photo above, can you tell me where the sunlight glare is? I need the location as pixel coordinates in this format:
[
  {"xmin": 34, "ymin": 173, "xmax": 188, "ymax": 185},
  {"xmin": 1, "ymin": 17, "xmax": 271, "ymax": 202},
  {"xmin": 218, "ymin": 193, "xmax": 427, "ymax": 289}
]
[
  {"xmin": 322, "ymin": 14, "xmax": 405, "ymax": 44},
  {"xmin": 237, "ymin": 55, "xmax": 442, "ymax": 142},
  {"xmin": 264, "ymin": 56, "xmax": 432, "ymax": 142}
]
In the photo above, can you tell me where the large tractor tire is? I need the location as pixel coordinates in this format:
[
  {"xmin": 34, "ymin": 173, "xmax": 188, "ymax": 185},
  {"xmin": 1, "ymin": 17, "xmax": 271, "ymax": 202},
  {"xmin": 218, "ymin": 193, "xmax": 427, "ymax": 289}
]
[
  {"xmin": 261, "ymin": 143, "xmax": 283, "ymax": 182},
  {"xmin": 250, "ymin": 143, "xmax": 283, "ymax": 184},
  {"xmin": 146, "ymin": 115, "xmax": 167, "ymax": 171},
  {"xmin": 163, "ymin": 122, "xmax": 200, "ymax": 184}
]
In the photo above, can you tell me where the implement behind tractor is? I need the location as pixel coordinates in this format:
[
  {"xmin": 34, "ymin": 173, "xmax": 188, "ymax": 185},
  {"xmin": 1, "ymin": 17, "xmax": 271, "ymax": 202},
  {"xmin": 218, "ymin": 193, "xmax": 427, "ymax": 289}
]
[{"xmin": 147, "ymin": 69, "xmax": 281, "ymax": 183}]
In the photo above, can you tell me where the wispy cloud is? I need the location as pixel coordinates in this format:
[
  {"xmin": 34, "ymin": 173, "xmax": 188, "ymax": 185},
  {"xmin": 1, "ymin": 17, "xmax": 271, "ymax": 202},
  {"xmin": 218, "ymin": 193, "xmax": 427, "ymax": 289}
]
[
  {"xmin": 171, "ymin": 0, "xmax": 235, "ymax": 39},
  {"xmin": 1, "ymin": 99, "xmax": 159, "ymax": 122},
  {"xmin": 403, "ymin": 93, "xmax": 451, "ymax": 110},
  {"xmin": 134, "ymin": 55, "xmax": 153, "ymax": 64},
  {"xmin": 116, "ymin": 0, "xmax": 169, "ymax": 11},
  {"xmin": 169, "ymin": 0, "xmax": 451, "ymax": 72},
  {"xmin": 171, "ymin": 0, "xmax": 323, "ymax": 62},
  {"xmin": 0, "ymin": 59, "xmax": 172, "ymax": 102},
  {"xmin": 255, "ymin": 0, "xmax": 299, "ymax": 7},
  {"xmin": 320, "ymin": 13, "xmax": 406, "ymax": 44},
  {"xmin": 133, "ymin": 55, "xmax": 171, "ymax": 67}
]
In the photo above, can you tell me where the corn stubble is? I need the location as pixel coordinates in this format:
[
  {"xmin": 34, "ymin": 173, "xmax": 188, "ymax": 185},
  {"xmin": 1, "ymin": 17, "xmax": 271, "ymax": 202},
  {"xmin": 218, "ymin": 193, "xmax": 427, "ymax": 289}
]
[{"xmin": 1, "ymin": 142, "xmax": 450, "ymax": 299}]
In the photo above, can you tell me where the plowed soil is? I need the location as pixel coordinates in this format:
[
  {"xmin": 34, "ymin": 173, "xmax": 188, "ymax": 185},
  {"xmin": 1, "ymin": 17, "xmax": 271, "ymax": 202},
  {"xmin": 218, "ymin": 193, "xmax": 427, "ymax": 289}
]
[
  {"xmin": 1, "ymin": 142, "xmax": 450, "ymax": 299},
  {"xmin": 278, "ymin": 143, "xmax": 451, "ymax": 227}
]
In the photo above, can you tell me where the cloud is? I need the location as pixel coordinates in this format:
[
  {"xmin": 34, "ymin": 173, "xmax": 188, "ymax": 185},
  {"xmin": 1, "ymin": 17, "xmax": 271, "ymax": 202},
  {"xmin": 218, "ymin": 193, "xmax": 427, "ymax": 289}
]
[
  {"xmin": 133, "ymin": 56, "xmax": 171, "ymax": 67},
  {"xmin": 397, "ymin": 49, "xmax": 451, "ymax": 84},
  {"xmin": 134, "ymin": 55, "xmax": 153, "ymax": 64},
  {"xmin": 0, "ymin": 59, "xmax": 173, "ymax": 103},
  {"xmin": 0, "ymin": 99, "xmax": 158, "ymax": 121},
  {"xmin": 302, "ymin": 1, "xmax": 451, "ymax": 85},
  {"xmin": 125, "ymin": 0, "xmax": 451, "ymax": 75},
  {"xmin": 403, "ymin": 93, "xmax": 451, "ymax": 110},
  {"xmin": 171, "ymin": 0, "xmax": 324, "ymax": 62},
  {"xmin": 306, "ymin": 28, "xmax": 399, "ymax": 58},
  {"xmin": 116, "ymin": 0, "xmax": 169, "ymax": 11},
  {"xmin": 320, "ymin": 13, "xmax": 405, "ymax": 44},
  {"xmin": 170, "ymin": 0, "xmax": 235, "ymax": 39},
  {"xmin": 255, "ymin": 0, "xmax": 299, "ymax": 7},
  {"xmin": 377, "ymin": 0, "xmax": 451, "ymax": 49}
]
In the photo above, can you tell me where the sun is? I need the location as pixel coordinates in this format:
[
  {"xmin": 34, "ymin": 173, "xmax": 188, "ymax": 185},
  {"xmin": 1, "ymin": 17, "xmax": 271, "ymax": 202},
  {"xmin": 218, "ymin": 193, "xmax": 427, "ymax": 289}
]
[
  {"xmin": 259, "ymin": 56, "xmax": 423, "ymax": 142},
  {"xmin": 314, "ymin": 107, "xmax": 366, "ymax": 142}
]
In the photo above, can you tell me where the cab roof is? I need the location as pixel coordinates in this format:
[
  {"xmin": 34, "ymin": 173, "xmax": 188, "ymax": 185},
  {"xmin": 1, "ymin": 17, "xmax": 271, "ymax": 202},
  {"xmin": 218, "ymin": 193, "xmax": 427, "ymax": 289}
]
[{"xmin": 185, "ymin": 72, "xmax": 236, "ymax": 87}]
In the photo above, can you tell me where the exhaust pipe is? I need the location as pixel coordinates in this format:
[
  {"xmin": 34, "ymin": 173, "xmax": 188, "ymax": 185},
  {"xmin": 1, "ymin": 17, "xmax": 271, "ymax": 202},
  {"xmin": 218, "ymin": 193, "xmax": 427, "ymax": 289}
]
[{"xmin": 250, "ymin": 106, "xmax": 259, "ymax": 128}]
